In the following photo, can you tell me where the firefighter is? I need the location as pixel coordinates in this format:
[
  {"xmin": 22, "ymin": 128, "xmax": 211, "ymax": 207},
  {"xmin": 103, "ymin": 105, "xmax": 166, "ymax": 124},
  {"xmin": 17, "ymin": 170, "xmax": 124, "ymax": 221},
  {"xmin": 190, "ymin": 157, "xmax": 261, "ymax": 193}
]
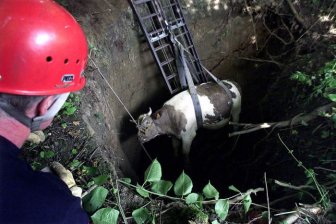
[{"xmin": 0, "ymin": 0, "xmax": 89, "ymax": 223}]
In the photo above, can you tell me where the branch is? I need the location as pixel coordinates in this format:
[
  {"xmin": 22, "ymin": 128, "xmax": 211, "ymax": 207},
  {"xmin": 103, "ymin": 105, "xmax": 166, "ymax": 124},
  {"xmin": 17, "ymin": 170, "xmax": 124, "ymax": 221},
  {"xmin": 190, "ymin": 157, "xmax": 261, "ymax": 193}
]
[
  {"xmin": 285, "ymin": 0, "xmax": 307, "ymax": 29},
  {"xmin": 276, "ymin": 204, "xmax": 322, "ymax": 224},
  {"xmin": 229, "ymin": 103, "xmax": 335, "ymax": 137}
]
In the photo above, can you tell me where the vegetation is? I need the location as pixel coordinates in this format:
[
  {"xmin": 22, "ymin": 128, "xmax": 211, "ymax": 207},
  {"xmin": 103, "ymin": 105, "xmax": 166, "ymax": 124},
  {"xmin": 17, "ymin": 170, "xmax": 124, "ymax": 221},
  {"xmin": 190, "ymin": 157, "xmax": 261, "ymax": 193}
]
[{"xmin": 81, "ymin": 159, "xmax": 263, "ymax": 224}]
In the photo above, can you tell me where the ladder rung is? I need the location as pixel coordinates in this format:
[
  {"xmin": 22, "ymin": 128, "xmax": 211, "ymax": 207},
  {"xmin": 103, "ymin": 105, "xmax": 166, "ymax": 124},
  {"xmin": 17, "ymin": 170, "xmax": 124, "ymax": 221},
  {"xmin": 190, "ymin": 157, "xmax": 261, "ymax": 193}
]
[
  {"xmin": 160, "ymin": 57, "xmax": 175, "ymax": 66},
  {"xmin": 176, "ymin": 31, "xmax": 187, "ymax": 37},
  {"xmin": 186, "ymin": 45, "xmax": 193, "ymax": 50},
  {"xmin": 171, "ymin": 88, "xmax": 180, "ymax": 94},
  {"xmin": 142, "ymin": 13, "xmax": 159, "ymax": 20},
  {"xmin": 169, "ymin": 20, "xmax": 185, "ymax": 30},
  {"xmin": 154, "ymin": 43, "xmax": 170, "ymax": 51},
  {"xmin": 162, "ymin": 3, "xmax": 177, "ymax": 9},
  {"xmin": 133, "ymin": 0, "xmax": 151, "ymax": 4},
  {"xmin": 150, "ymin": 33, "xmax": 168, "ymax": 42},
  {"xmin": 148, "ymin": 28, "xmax": 165, "ymax": 37},
  {"xmin": 166, "ymin": 73, "xmax": 177, "ymax": 80}
]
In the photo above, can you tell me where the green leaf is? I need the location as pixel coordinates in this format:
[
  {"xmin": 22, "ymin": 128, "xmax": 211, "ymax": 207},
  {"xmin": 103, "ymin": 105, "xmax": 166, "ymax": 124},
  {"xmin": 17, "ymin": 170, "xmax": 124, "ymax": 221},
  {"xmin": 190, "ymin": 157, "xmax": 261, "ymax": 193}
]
[
  {"xmin": 71, "ymin": 148, "xmax": 78, "ymax": 155},
  {"xmin": 69, "ymin": 160, "xmax": 82, "ymax": 170},
  {"xmin": 82, "ymin": 166, "xmax": 98, "ymax": 176},
  {"xmin": 144, "ymin": 159, "xmax": 162, "ymax": 183},
  {"xmin": 150, "ymin": 180, "xmax": 172, "ymax": 195},
  {"xmin": 93, "ymin": 175, "xmax": 109, "ymax": 185},
  {"xmin": 132, "ymin": 207, "xmax": 151, "ymax": 224},
  {"xmin": 174, "ymin": 171, "xmax": 193, "ymax": 196},
  {"xmin": 215, "ymin": 199, "xmax": 229, "ymax": 221},
  {"xmin": 87, "ymin": 181, "xmax": 95, "ymax": 188},
  {"xmin": 328, "ymin": 94, "xmax": 336, "ymax": 102},
  {"xmin": 243, "ymin": 194, "xmax": 252, "ymax": 213},
  {"xmin": 39, "ymin": 150, "xmax": 55, "ymax": 159},
  {"xmin": 45, "ymin": 150, "xmax": 55, "ymax": 158},
  {"xmin": 120, "ymin": 178, "xmax": 131, "ymax": 184},
  {"xmin": 212, "ymin": 220, "xmax": 220, "ymax": 224},
  {"xmin": 186, "ymin": 193, "xmax": 200, "ymax": 204},
  {"xmin": 228, "ymin": 185, "xmax": 240, "ymax": 193},
  {"xmin": 136, "ymin": 184, "xmax": 149, "ymax": 198},
  {"xmin": 83, "ymin": 186, "xmax": 108, "ymax": 213},
  {"xmin": 202, "ymin": 181, "xmax": 219, "ymax": 200},
  {"xmin": 91, "ymin": 208, "xmax": 119, "ymax": 224}
]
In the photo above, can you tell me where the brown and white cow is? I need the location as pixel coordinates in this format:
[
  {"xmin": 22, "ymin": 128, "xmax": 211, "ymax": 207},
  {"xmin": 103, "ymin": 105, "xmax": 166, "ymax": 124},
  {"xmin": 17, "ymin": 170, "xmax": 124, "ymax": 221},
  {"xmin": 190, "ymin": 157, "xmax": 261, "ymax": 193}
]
[{"xmin": 137, "ymin": 80, "xmax": 241, "ymax": 159}]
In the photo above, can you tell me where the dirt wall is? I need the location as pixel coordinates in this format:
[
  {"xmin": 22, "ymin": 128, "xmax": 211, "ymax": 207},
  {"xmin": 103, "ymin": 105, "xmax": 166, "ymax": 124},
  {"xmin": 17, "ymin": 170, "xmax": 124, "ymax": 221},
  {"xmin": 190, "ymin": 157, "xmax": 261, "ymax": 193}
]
[{"xmin": 64, "ymin": 0, "xmax": 265, "ymax": 177}]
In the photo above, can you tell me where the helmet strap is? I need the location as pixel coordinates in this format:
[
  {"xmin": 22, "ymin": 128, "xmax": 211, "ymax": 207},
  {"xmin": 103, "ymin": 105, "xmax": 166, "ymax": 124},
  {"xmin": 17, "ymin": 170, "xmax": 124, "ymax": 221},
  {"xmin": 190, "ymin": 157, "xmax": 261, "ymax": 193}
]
[
  {"xmin": 31, "ymin": 93, "xmax": 69, "ymax": 131},
  {"xmin": 0, "ymin": 93, "xmax": 69, "ymax": 131},
  {"xmin": 0, "ymin": 100, "xmax": 32, "ymax": 128}
]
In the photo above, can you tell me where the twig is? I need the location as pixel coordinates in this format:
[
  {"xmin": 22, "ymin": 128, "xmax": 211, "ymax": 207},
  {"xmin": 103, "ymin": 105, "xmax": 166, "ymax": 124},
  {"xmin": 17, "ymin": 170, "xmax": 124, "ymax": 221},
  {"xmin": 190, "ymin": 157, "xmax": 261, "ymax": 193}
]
[
  {"xmin": 88, "ymin": 146, "xmax": 100, "ymax": 160},
  {"xmin": 278, "ymin": 134, "xmax": 329, "ymax": 207},
  {"xmin": 81, "ymin": 184, "xmax": 98, "ymax": 198},
  {"xmin": 114, "ymin": 178, "xmax": 128, "ymax": 224},
  {"xmin": 274, "ymin": 180, "xmax": 315, "ymax": 191},
  {"xmin": 314, "ymin": 166, "xmax": 336, "ymax": 173},
  {"xmin": 203, "ymin": 188, "xmax": 265, "ymax": 205},
  {"xmin": 119, "ymin": 179, "xmax": 264, "ymax": 206},
  {"xmin": 237, "ymin": 56, "xmax": 284, "ymax": 68},
  {"xmin": 264, "ymin": 173, "xmax": 271, "ymax": 224},
  {"xmin": 244, "ymin": 0, "xmax": 258, "ymax": 50},
  {"xmin": 247, "ymin": 215, "xmax": 263, "ymax": 224},
  {"xmin": 229, "ymin": 103, "xmax": 336, "ymax": 137},
  {"xmin": 276, "ymin": 204, "xmax": 322, "ymax": 224},
  {"xmin": 262, "ymin": 16, "xmax": 291, "ymax": 46},
  {"xmin": 285, "ymin": 0, "xmax": 307, "ymax": 28}
]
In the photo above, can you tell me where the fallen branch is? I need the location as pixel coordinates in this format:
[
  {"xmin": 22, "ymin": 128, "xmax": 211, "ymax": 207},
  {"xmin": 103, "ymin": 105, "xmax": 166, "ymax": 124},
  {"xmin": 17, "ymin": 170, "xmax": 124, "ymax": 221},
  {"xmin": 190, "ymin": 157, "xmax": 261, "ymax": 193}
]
[
  {"xmin": 229, "ymin": 103, "xmax": 335, "ymax": 137},
  {"xmin": 275, "ymin": 204, "xmax": 322, "ymax": 224}
]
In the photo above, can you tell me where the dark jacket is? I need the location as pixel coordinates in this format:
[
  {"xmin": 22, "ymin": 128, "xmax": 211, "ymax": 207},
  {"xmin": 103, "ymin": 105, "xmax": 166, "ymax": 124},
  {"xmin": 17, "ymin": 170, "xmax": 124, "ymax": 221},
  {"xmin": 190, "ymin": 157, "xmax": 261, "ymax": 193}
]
[{"xmin": 0, "ymin": 136, "xmax": 89, "ymax": 224}]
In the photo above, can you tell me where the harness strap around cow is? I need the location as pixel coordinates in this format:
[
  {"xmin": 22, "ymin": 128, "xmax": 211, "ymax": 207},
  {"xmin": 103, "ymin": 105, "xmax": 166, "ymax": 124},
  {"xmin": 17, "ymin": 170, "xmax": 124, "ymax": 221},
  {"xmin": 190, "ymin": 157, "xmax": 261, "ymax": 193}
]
[
  {"xmin": 173, "ymin": 37, "xmax": 234, "ymax": 117},
  {"xmin": 175, "ymin": 40, "xmax": 203, "ymax": 128},
  {"xmin": 201, "ymin": 66, "xmax": 234, "ymax": 109},
  {"xmin": 163, "ymin": 16, "xmax": 233, "ymax": 127}
]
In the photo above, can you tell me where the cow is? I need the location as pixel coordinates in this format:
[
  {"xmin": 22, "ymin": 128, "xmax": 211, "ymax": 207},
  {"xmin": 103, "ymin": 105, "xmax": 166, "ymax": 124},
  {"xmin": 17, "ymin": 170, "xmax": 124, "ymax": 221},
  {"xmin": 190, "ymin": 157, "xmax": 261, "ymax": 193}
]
[{"xmin": 136, "ymin": 80, "xmax": 241, "ymax": 161}]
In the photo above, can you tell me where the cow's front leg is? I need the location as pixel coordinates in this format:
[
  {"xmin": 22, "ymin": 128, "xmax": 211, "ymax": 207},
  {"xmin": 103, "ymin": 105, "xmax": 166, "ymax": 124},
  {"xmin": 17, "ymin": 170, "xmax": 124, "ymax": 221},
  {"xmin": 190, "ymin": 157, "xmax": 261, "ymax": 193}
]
[
  {"xmin": 181, "ymin": 131, "xmax": 196, "ymax": 165},
  {"xmin": 231, "ymin": 102, "xmax": 241, "ymax": 131},
  {"xmin": 172, "ymin": 137, "xmax": 181, "ymax": 157}
]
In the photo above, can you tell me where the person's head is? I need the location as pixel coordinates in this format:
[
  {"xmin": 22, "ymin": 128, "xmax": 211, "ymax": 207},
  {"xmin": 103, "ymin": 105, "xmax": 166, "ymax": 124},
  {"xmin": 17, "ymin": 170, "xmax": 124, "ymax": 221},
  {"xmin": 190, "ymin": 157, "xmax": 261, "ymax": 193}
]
[{"xmin": 0, "ymin": 0, "xmax": 88, "ymax": 131}]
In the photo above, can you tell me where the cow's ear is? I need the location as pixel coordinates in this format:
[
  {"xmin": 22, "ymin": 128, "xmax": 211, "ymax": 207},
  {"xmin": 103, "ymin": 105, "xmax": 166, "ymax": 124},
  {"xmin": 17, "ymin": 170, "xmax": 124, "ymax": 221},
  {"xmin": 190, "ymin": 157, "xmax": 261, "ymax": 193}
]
[{"xmin": 154, "ymin": 111, "xmax": 161, "ymax": 120}]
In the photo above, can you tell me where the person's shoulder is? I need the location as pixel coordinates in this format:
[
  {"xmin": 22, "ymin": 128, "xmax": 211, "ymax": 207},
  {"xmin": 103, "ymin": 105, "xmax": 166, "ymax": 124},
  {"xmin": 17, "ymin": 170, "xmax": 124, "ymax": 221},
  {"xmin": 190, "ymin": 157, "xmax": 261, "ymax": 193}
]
[{"xmin": 0, "ymin": 172, "xmax": 88, "ymax": 224}]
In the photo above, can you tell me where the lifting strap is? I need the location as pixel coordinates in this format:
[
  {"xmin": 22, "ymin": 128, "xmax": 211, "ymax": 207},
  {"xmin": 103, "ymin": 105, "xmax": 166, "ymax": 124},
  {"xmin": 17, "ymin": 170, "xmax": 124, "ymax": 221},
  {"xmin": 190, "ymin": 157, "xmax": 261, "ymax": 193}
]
[
  {"xmin": 173, "ymin": 37, "xmax": 234, "ymax": 113},
  {"xmin": 174, "ymin": 40, "xmax": 203, "ymax": 128}
]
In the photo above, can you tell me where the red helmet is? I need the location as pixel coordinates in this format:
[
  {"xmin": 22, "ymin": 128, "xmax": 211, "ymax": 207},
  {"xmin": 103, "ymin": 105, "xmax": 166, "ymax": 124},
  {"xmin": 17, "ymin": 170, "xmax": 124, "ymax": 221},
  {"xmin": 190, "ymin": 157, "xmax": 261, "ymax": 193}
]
[{"xmin": 0, "ymin": 0, "xmax": 88, "ymax": 95}]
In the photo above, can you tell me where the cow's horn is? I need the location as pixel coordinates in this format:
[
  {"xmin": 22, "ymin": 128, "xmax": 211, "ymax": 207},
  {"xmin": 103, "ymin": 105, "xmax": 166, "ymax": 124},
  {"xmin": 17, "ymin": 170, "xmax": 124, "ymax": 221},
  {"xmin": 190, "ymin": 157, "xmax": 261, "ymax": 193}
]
[{"xmin": 147, "ymin": 107, "xmax": 152, "ymax": 116}]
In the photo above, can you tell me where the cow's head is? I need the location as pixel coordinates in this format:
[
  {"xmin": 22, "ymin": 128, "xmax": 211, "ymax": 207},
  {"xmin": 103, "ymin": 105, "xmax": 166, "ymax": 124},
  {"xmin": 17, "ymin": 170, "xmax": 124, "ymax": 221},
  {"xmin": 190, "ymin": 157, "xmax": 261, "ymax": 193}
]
[{"xmin": 137, "ymin": 108, "xmax": 160, "ymax": 143}]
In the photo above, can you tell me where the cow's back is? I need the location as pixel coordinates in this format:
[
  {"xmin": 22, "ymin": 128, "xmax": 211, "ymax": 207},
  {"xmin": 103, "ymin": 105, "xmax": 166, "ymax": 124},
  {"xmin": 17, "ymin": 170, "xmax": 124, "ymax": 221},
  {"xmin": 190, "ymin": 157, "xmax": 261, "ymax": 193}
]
[
  {"xmin": 164, "ymin": 82, "xmax": 233, "ymax": 130},
  {"xmin": 197, "ymin": 82, "xmax": 232, "ymax": 127}
]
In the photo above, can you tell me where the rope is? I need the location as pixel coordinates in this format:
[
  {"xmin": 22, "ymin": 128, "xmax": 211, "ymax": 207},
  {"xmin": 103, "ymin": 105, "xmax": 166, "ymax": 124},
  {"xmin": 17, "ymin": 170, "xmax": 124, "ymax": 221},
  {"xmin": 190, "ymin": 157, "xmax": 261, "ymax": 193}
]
[{"xmin": 89, "ymin": 58, "xmax": 153, "ymax": 161}]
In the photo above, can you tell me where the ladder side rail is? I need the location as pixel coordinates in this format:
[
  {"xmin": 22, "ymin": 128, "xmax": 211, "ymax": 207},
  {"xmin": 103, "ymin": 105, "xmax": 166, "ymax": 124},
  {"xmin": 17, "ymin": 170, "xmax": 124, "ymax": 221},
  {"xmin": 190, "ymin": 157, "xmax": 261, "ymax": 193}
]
[
  {"xmin": 150, "ymin": 0, "xmax": 183, "ymax": 93},
  {"xmin": 160, "ymin": 0, "xmax": 202, "ymax": 84},
  {"xmin": 175, "ymin": 28, "xmax": 202, "ymax": 84},
  {"xmin": 174, "ymin": 0, "xmax": 208, "ymax": 83},
  {"xmin": 130, "ymin": 0, "xmax": 175, "ymax": 94}
]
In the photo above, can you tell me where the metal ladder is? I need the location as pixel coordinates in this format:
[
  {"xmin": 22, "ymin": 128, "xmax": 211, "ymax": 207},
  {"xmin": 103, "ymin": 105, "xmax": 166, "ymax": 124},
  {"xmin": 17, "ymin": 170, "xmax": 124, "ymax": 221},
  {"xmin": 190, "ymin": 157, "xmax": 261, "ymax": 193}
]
[{"xmin": 130, "ymin": 0, "xmax": 208, "ymax": 94}]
